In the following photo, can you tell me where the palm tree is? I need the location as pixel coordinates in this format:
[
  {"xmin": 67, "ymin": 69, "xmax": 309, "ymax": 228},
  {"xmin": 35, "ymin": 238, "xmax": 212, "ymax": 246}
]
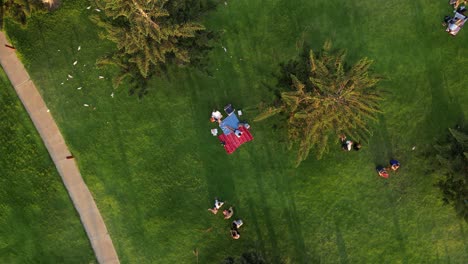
[{"xmin": 255, "ymin": 41, "xmax": 383, "ymax": 166}]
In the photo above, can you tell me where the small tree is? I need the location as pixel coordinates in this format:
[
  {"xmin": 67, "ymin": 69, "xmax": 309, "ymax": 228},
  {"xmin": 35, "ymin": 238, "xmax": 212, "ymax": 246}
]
[
  {"xmin": 434, "ymin": 126, "xmax": 468, "ymax": 222},
  {"xmin": 255, "ymin": 41, "xmax": 383, "ymax": 166},
  {"xmin": 92, "ymin": 0, "xmax": 217, "ymax": 97}
]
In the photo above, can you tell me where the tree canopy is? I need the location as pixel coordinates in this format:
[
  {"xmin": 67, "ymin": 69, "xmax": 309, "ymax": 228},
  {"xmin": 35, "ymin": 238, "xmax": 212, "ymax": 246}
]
[
  {"xmin": 92, "ymin": 0, "xmax": 217, "ymax": 96},
  {"xmin": 434, "ymin": 126, "xmax": 468, "ymax": 222},
  {"xmin": 255, "ymin": 41, "xmax": 383, "ymax": 166},
  {"xmin": 1, "ymin": 0, "xmax": 46, "ymax": 27}
]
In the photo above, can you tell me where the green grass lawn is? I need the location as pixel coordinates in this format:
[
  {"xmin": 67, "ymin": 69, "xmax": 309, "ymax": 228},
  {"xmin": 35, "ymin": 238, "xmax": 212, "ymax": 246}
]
[
  {"xmin": 4, "ymin": 0, "xmax": 468, "ymax": 263},
  {"xmin": 0, "ymin": 68, "xmax": 95, "ymax": 263}
]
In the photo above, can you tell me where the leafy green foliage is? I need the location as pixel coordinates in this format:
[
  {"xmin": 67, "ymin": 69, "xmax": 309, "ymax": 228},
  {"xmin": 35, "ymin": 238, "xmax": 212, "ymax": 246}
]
[
  {"xmin": 4, "ymin": 0, "xmax": 468, "ymax": 262},
  {"xmin": 256, "ymin": 41, "xmax": 383, "ymax": 166},
  {"xmin": 434, "ymin": 126, "xmax": 468, "ymax": 221},
  {"xmin": 92, "ymin": 0, "xmax": 217, "ymax": 97},
  {"xmin": 0, "ymin": 0, "xmax": 46, "ymax": 27}
]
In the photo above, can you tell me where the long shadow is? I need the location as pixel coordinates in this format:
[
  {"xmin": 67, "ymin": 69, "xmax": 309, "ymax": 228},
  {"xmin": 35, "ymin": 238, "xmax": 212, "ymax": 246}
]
[
  {"xmin": 254, "ymin": 146, "xmax": 310, "ymax": 263},
  {"xmin": 386, "ymin": 189, "xmax": 408, "ymax": 264},
  {"xmin": 334, "ymin": 221, "xmax": 349, "ymax": 264},
  {"xmin": 459, "ymin": 222, "xmax": 468, "ymax": 261},
  {"xmin": 252, "ymin": 169, "xmax": 280, "ymax": 262},
  {"xmin": 422, "ymin": 60, "xmax": 465, "ymax": 142},
  {"xmin": 245, "ymin": 197, "xmax": 266, "ymax": 255},
  {"xmin": 369, "ymin": 115, "xmax": 394, "ymax": 166}
]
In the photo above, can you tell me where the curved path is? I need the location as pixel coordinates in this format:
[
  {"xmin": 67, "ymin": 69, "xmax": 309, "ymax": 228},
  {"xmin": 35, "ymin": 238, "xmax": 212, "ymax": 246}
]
[{"xmin": 0, "ymin": 32, "xmax": 120, "ymax": 264}]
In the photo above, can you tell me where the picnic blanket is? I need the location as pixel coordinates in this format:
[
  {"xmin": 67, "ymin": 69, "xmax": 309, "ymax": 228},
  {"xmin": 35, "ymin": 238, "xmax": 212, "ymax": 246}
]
[
  {"xmin": 220, "ymin": 113, "xmax": 240, "ymax": 135},
  {"xmin": 218, "ymin": 126, "xmax": 253, "ymax": 154},
  {"xmin": 447, "ymin": 11, "xmax": 467, "ymax": 35}
]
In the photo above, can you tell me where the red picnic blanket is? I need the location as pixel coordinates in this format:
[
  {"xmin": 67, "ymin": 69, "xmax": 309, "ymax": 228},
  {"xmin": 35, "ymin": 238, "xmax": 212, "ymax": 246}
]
[{"xmin": 218, "ymin": 126, "xmax": 253, "ymax": 154}]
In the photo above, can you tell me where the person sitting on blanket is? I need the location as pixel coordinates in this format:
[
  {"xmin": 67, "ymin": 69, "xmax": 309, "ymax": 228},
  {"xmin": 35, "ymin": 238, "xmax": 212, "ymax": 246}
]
[
  {"xmin": 208, "ymin": 198, "xmax": 224, "ymax": 214},
  {"xmin": 226, "ymin": 125, "xmax": 243, "ymax": 138}
]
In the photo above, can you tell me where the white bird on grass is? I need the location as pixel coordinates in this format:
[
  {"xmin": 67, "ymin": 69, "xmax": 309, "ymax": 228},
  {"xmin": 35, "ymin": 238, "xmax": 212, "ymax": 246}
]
[
  {"xmin": 73, "ymin": 61, "xmax": 78, "ymax": 66},
  {"xmin": 68, "ymin": 74, "xmax": 73, "ymax": 78},
  {"xmin": 77, "ymin": 46, "xmax": 81, "ymax": 51},
  {"xmin": 77, "ymin": 87, "xmax": 82, "ymax": 90},
  {"xmin": 84, "ymin": 104, "xmax": 89, "ymax": 107},
  {"xmin": 86, "ymin": 6, "xmax": 91, "ymax": 10},
  {"xmin": 111, "ymin": 92, "xmax": 114, "ymax": 98},
  {"xmin": 99, "ymin": 76, "xmax": 105, "ymax": 79}
]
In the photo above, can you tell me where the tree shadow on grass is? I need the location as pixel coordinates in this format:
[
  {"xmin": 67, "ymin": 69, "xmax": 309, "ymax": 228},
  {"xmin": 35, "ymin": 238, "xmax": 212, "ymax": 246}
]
[
  {"xmin": 252, "ymin": 171, "xmax": 280, "ymax": 262},
  {"xmin": 386, "ymin": 188, "xmax": 408, "ymax": 264},
  {"xmin": 251, "ymin": 148, "xmax": 310, "ymax": 263},
  {"xmin": 369, "ymin": 115, "xmax": 394, "ymax": 166},
  {"xmin": 334, "ymin": 221, "xmax": 349, "ymax": 264}
]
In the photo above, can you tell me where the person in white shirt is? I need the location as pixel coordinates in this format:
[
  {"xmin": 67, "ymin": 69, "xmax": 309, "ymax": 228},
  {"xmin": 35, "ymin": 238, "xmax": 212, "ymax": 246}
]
[{"xmin": 208, "ymin": 198, "xmax": 224, "ymax": 214}]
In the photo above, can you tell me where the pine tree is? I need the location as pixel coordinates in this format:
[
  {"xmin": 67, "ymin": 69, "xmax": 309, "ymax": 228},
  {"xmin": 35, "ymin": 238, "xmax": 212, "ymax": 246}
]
[
  {"xmin": 255, "ymin": 41, "xmax": 383, "ymax": 166},
  {"xmin": 434, "ymin": 127, "xmax": 468, "ymax": 222},
  {"xmin": 92, "ymin": 0, "xmax": 210, "ymax": 96},
  {"xmin": 1, "ymin": 0, "xmax": 46, "ymax": 27}
]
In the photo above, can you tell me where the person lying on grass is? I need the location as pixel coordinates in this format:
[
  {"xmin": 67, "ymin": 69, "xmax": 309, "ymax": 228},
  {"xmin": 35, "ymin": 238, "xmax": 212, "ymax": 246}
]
[{"xmin": 208, "ymin": 198, "xmax": 224, "ymax": 214}]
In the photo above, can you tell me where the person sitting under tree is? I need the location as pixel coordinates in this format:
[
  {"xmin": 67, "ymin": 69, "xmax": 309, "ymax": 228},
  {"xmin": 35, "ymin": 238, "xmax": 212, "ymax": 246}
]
[{"xmin": 340, "ymin": 134, "xmax": 361, "ymax": 151}]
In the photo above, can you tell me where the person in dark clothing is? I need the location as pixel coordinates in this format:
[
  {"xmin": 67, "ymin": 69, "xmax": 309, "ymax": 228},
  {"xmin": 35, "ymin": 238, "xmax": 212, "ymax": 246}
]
[
  {"xmin": 376, "ymin": 165, "xmax": 389, "ymax": 178},
  {"xmin": 389, "ymin": 159, "xmax": 400, "ymax": 171},
  {"xmin": 353, "ymin": 142, "xmax": 362, "ymax": 151}
]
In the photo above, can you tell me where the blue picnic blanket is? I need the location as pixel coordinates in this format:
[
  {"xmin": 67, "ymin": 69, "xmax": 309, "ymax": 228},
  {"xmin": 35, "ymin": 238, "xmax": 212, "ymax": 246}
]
[{"xmin": 220, "ymin": 113, "xmax": 240, "ymax": 135}]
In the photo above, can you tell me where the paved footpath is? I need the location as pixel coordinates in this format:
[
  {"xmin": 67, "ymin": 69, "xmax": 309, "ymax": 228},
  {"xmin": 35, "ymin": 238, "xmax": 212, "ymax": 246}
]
[{"xmin": 0, "ymin": 32, "xmax": 120, "ymax": 264}]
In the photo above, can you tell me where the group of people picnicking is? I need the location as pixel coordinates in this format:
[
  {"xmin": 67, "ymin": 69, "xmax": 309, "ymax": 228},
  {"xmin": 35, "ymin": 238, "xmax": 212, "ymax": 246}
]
[
  {"xmin": 376, "ymin": 159, "xmax": 400, "ymax": 179},
  {"xmin": 340, "ymin": 134, "xmax": 401, "ymax": 179},
  {"xmin": 208, "ymin": 198, "xmax": 244, "ymax": 240},
  {"xmin": 210, "ymin": 109, "xmax": 250, "ymax": 142},
  {"xmin": 444, "ymin": 1, "xmax": 467, "ymax": 36}
]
